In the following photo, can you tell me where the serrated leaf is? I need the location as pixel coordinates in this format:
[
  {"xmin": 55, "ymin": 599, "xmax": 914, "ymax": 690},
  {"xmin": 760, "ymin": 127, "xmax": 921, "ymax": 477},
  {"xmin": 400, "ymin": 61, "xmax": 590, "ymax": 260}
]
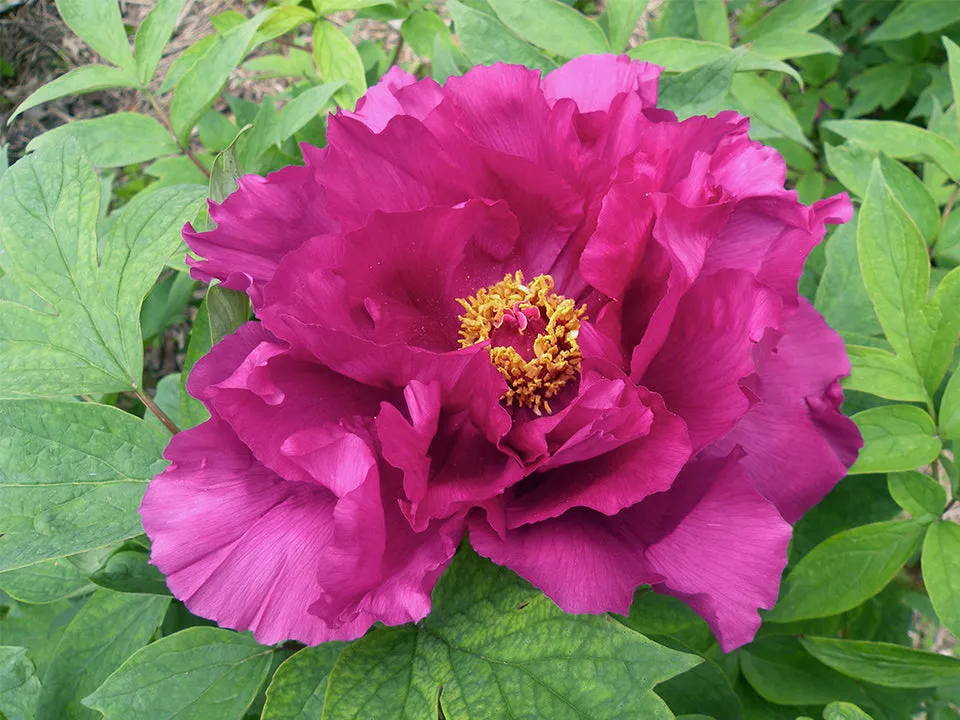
[
  {"xmin": 730, "ymin": 72, "xmax": 811, "ymax": 149},
  {"xmin": 658, "ymin": 47, "xmax": 744, "ymax": 119},
  {"xmin": 767, "ymin": 520, "xmax": 927, "ymax": 622},
  {"xmin": 25, "ymin": 113, "xmax": 179, "ymax": 167},
  {"xmin": 321, "ymin": 548, "xmax": 698, "ymax": 719},
  {"xmin": 604, "ymin": 0, "xmax": 649, "ymax": 52},
  {"xmin": 742, "ymin": 0, "xmax": 840, "ymax": 41},
  {"xmin": 0, "ymin": 558, "xmax": 93, "ymax": 604},
  {"xmin": 868, "ymin": 0, "xmax": 960, "ymax": 43},
  {"xmin": 9, "ymin": 66, "xmax": 140, "ymax": 124},
  {"xmin": 82, "ymin": 628, "xmax": 273, "ymax": 719},
  {"xmin": 942, "ymin": 369, "xmax": 960, "ymax": 439},
  {"xmin": 922, "ymin": 521, "xmax": 960, "ymax": 639},
  {"xmin": 0, "ymin": 400, "xmax": 166, "ymax": 572},
  {"xmin": 850, "ymin": 405, "xmax": 941, "ymax": 474},
  {"xmin": 261, "ymin": 643, "xmax": 345, "ymax": 720},
  {"xmin": 825, "ymin": 120, "xmax": 960, "ymax": 180},
  {"xmin": 0, "ymin": 646, "xmax": 41, "ymax": 720},
  {"xmin": 55, "ymin": 0, "xmax": 135, "ymax": 70},
  {"xmin": 628, "ymin": 38, "xmax": 802, "ymax": 84},
  {"xmin": 749, "ymin": 30, "xmax": 842, "ymax": 60},
  {"xmin": 801, "ymin": 637, "xmax": 960, "ymax": 688},
  {"xmin": 36, "ymin": 590, "xmax": 169, "ymax": 720},
  {"xmin": 134, "ymin": 0, "xmax": 187, "ymax": 85},
  {"xmin": 887, "ymin": 470, "xmax": 947, "ymax": 517},
  {"xmin": 313, "ymin": 20, "xmax": 366, "ymax": 109},
  {"xmin": 487, "ymin": 0, "xmax": 609, "ymax": 57},
  {"xmin": 0, "ymin": 139, "xmax": 204, "ymax": 396},
  {"xmin": 447, "ymin": 0, "xmax": 556, "ymax": 71},
  {"xmin": 843, "ymin": 346, "xmax": 928, "ymax": 402}
]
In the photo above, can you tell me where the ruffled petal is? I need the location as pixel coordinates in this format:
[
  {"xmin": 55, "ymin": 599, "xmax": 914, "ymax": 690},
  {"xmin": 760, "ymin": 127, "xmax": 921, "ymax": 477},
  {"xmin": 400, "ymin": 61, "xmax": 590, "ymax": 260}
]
[
  {"xmin": 543, "ymin": 54, "xmax": 661, "ymax": 113},
  {"xmin": 344, "ymin": 66, "xmax": 445, "ymax": 133}
]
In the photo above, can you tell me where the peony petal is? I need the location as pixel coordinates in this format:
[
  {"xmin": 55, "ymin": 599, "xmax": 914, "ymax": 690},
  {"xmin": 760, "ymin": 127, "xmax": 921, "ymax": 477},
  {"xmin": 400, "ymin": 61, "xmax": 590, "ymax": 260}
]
[
  {"xmin": 543, "ymin": 54, "xmax": 661, "ymax": 113},
  {"xmin": 344, "ymin": 66, "xmax": 445, "ymax": 133}
]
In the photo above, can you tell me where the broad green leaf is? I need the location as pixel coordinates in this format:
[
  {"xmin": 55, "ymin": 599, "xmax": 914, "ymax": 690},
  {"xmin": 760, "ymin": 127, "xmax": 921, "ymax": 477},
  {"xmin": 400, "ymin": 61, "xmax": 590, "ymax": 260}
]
[
  {"xmin": 628, "ymin": 38, "xmax": 802, "ymax": 84},
  {"xmin": 846, "ymin": 63, "xmax": 915, "ymax": 119},
  {"xmin": 82, "ymin": 628, "xmax": 273, "ymax": 720},
  {"xmin": 694, "ymin": 0, "xmax": 729, "ymax": 45},
  {"xmin": 134, "ymin": 0, "xmax": 188, "ymax": 85},
  {"xmin": 401, "ymin": 10, "xmax": 454, "ymax": 57},
  {"xmin": 254, "ymin": 6, "xmax": 316, "ymax": 46},
  {"xmin": 922, "ymin": 521, "xmax": 960, "ymax": 638},
  {"xmin": 742, "ymin": 0, "xmax": 839, "ymax": 40},
  {"xmin": 313, "ymin": 20, "xmax": 366, "ymax": 108},
  {"xmin": 604, "ymin": 0, "xmax": 649, "ymax": 52},
  {"xmin": 825, "ymin": 120, "xmax": 960, "ymax": 180},
  {"xmin": 0, "ymin": 140, "xmax": 204, "ymax": 396},
  {"xmin": 36, "ymin": 590, "xmax": 169, "ymax": 720},
  {"xmin": 658, "ymin": 48, "xmax": 744, "ymax": 118},
  {"xmin": 140, "ymin": 270, "xmax": 196, "ymax": 343},
  {"xmin": 180, "ymin": 286, "xmax": 251, "ymax": 428},
  {"xmin": 729, "ymin": 72, "xmax": 811, "ymax": 149},
  {"xmin": 322, "ymin": 548, "xmax": 698, "ymax": 719},
  {"xmin": 144, "ymin": 157, "xmax": 208, "ymax": 191},
  {"xmin": 447, "ymin": 0, "xmax": 556, "ymax": 71},
  {"xmin": 653, "ymin": 0, "xmax": 698, "ymax": 39},
  {"xmin": 801, "ymin": 637, "xmax": 960, "ymax": 688},
  {"xmin": 767, "ymin": 520, "xmax": 927, "ymax": 622},
  {"xmin": 55, "ymin": 0, "xmax": 135, "ymax": 70},
  {"xmin": 25, "ymin": 113, "xmax": 179, "ymax": 167},
  {"xmin": 843, "ymin": 346, "xmax": 927, "ymax": 402},
  {"xmin": 942, "ymin": 369, "xmax": 960, "ymax": 439},
  {"xmin": 160, "ymin": 34, "xmax": 217, "ymax": 94},
  {"xmin": 652, "ymin": 637, "xmax": 742, "ymax": 720},
  {"xmin": 89, "ymin": 549, "xmax": 170, "ymax": 596},
  {"xmin": 619, "ymin": 589, "xmax": 705, "ymax": 637},
  {"xmin": 313, "ymin": 0, "xmax": 393, "ymax": 12},
  {"xmin": 824, "ymin": 702, "xmax": 875, "ymax": 720},
  {"xmin": 261, "ymin": 644, "xmax": 345, "ymax": 720},
  {"xmin": 922, "ymin": 266, "xmax": 960, "ymax": 394},
  {"xmin": 487, "ymin": 0, "xmax": 609, "ymax": 57},
  {"xmin": 170, "ymin": 14, "xmax": 265, "ymax": 143},
  {"xmin": 0, "ymin": 558, "xmax": 93, "ymax": 604},
  {"xmin": 868, "ymin": 0, "xmax": 960, "ymax": 43},
  {"xmin": 814, "ymin": 219, "xmax": 883, "ymax": 337},
  {"xmin": 244, "ymin": 50, "xmax": 316, "ymax": 80},
  {"xmin": 749, "ymin": 30, "xmax": 841, "ymax": 60},
  {"xmin": 850, "ymin": 405, "xmax": 941, "ymax": 474},
  {"xmin": 0, "ymin": 400, "xmax": 166, "ymax": 572},
  {"xmin": 0, "ymin": 646, "xmax": 41, "ymax": 720},
  {"xmin": 9, "ymin": 66, "xmax": 140, "ymax": 124},
  {"xmin": 887, "ymin": 470, "xmax": 947, "ymax": 517}
]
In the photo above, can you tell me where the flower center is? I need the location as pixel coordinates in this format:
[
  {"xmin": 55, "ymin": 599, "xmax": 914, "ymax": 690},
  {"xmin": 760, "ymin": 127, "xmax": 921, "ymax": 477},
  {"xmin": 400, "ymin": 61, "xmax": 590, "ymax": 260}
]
[{"xmin": 457, "ymin": 272, "xmax": 586, "ymax": 415}]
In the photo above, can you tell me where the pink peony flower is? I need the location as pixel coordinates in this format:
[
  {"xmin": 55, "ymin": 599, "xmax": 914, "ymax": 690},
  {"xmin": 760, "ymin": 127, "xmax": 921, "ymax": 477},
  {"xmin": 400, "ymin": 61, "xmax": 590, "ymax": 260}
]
[{"xmin": 140, "ymin": 55, "xmax": 862, "ymax": 652}]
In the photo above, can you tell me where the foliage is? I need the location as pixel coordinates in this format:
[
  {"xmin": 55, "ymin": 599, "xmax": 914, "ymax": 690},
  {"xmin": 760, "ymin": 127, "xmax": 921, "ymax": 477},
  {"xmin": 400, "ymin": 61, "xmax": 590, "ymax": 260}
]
[{"xmin": 1, "ymin": 0, "xmax": 960, "ymax": 718}]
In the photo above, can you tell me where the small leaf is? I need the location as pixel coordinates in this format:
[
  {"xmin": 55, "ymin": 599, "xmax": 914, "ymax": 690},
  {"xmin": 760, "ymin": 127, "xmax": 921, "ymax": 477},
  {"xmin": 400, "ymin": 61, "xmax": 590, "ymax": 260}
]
[
  {"xmin": 447, "ymin": 0, "xmax": 556, "ymax": 71},
  {"xmin": 55, "ymin": 0, "xmax": 135, "ymax": 70},
  {"xmin": 767, "ymin": 520, "xmax": 927, "ymax": 622},
  {"xmin": 209, "ymin": 126, "xmax": 250, "ymax": 204},
  {"xmin": 134, "ymin": 0, "xmax": 188, "ymax": 85},
  {"xmin": 658, "ymin": 48, "xmax": 744, "ymax": 119},
  {"xmin": 824, "ymin": 119, "xmax": 960, "ymax": 180},
  {"xmin": 843, "ymin": 346, "xmax": 928, "ymax": 403},
  {"xmin": 801, "ymin": 637, "xmax": 960, "ymax": 688},
  {"xmin": 486, "ymin": 0, "xmax": 609, "ymax": 57},
  {"xmin": 0, "ymin": 646, "xmax": 41, "ymax": 720},
  {"xmin": 36, "ymin": 590, "xmax": 170, "ymax": 720},
  {"xmin": 629, "ymin": 38, "xmax": 802, "ymax": 83},
  {"xmin": 729, "ymin": 72, "xmax": 811, "ymax": 149},
  {"xmin": 313, "ymin": 20, "xmax": 366, "ymax": 108},
  {"xmin": 887, "ymin": 470, "xmax": 947, "ymax": 517},
  {"xmin": 261, "ymin": 644, "xmax": 346, "ymax": 720},
  {"xmin": 824, "ymin": 702, "xmax": 875, "ymax": 720},
  {"xmin": 942, "ymin": 369, "xmax": 960, "ymax": 439},
  {"xmin": 742, "ymin": 0, "xmax": 840, "ymax": 40},
  {"xmin": 82, "ymin": 628, "xmax": 274, "ymax": 720},
  {"xmin": 401, "ymin": 10, "xmax": 455, "ymax": 58},
  {"xmin": 868, "ymin": 0, "xmax": 960, "ymax": 43},
  {"xmin": 749, "ymin": 30, "xmax": 842, "ymax": 60},
  {"xmin": 850, "ymin": 405, "xmax": 941, "ymax": 474},
  {"xmin": 922, "ymin": 521, "xmax": 960, "ymax": 639},
  {"xmin": 10, "ymin": 66, "xmax": 140, "ymax": 124},
  {"xmin": 25, "ymin": 113, "xmax": 179, "ymax": 167},
  {"xmin": 604, "ymin": 0, "xmax": 650, "ymax": 52}
]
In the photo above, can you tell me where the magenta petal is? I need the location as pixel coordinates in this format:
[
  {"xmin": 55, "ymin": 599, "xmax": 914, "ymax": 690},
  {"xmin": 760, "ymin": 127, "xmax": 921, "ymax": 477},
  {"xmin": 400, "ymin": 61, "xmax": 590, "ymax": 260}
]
[
  {"xmin": 344, "ymin": 66, "xmax": 444, "ymax": 133},
  {"xmin": 707, "ymin": 302, "xmax": 862, "ymax": 522},
  {"xmin": 469, "ymin": 508, "xmax": 662, "ymax": 615},
  {"xmin": 642, "ymin": 270, "xmax": 781, "ymax": 451},
  {"xmin": 140, "ymin": 417, "xmax": 374, "ymax": 645},
  {"xmin": 543, "ymin": 54, "xmax": 661, "ymax": 113},
  {"xmin": 636, "ymin": 453, "xmax": 792, "ymax": 652}
]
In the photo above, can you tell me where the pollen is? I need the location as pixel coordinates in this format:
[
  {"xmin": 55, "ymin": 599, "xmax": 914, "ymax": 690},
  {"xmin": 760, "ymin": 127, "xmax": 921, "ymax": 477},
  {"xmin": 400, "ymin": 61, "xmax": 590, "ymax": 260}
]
[{"xmin": 457, "ymin": 272, "xmax": 586, "ymax": 415}]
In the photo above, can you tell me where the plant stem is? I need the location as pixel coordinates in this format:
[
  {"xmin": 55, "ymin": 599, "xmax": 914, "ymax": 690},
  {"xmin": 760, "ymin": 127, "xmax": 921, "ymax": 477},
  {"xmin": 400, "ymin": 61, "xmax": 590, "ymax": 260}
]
[
  {"xmin": 391, "ymin": 34, "xmax": 405, "ymax": 67},
  {"xmin": 137, "ymin": 388, "xmax": 180, "ymax": 435},
  {"xmin": 145, "ymin": 92, "xmax": 211, "ymax": 179}
]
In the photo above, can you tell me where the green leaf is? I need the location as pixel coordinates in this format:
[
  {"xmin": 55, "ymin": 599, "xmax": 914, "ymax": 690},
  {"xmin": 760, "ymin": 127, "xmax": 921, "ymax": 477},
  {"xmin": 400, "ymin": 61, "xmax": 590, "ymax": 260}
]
[
  {"xmin": 486, "ymin": 0, "xmax": 609, "ymax": 57},
  {"xmin": 604, "ymin": 0, "xmax": 649, "ymax": 52},
  {"xmin": 170, "ymin": 14, "xmax": 265, "ymax": 144},
  {"xmin": 729, "ymin": 72, "xmax": 811, "ymax": 149},
  {"xmin": 25, "ymin": 113, "xmax": 179, "ymax": 167},
  {"xmin": 628, "ymin": 38, "xmax": 802, "ymax": 83},
  {"xmin": 694, "ymin": 0, "xmax": 729, "ymax": 45},
  {"xmin": 0, "ymin": 139, "xmax": 204, "ymax": 396},
  {"xmin": 140, "ymin": 270, "xmax": 196, "ymax": 343},
  {"xmin": 447, "ymin": 0, "xmax": 556, "ymax": 71},
  {"xmin": 36, "ymin": 590, "xmax": 170, "ymax": 720},
  {"xmin": 0, "ymin": 558, "xmax": 93, "ymax": 604},
  {"xmin": 261, "ymin": 643, "xmax": 346, "ymax": 720},
  {"xmin": 160, "ymin": 34, "xmax": 217, "ymax": 94},
  {"xmin": 134, "ymin": 0, "xmax": 188, "ymax": 85},
  {"xmin": 652, "ymin": 637, "xmax": 742, "ymax": 720},
  {"xmin": 82, "ymin": 628, "xmax": 273, "ymax": 719},
  {"xmin": 209, "ymin": 126, "xmax": 249, "ymax": 204},
  {"xmin": 55, "ymin": 0, "xmax": 135, "ymax": 70},
  {"xmin": 749, "ymin": 30, "xmax": 842, "ymax": 60},
  {"xmin": 322, "ymin": 548, "xmax": 698, "ymax": 719},
  {"xmin": 313, "ymin": 0, "xmax": 393, "ymax": 12},
  {"xmin": 887, "ymin": 470, "xmax": 947, "ymax": 517},
  {"xmin": 824, "ymin": 702, "xmax": 875, "ymax": 720},
  {"xmin": 9, "ymin": 66, "xmax": 140, "ymax": 124},
  {"xmin": 814, "ymin": 218, "xmax": 883, "ymax": 337},
  {"xmin": 801, "ymin": 637, "xmax": 960, "ymax": 688},
  {"xmin": 0, "ymin": 646, "xmax": 41, "ymax": 720},
  {"xmin": 846, "ymin": 64, "xmax": 914, "ymax": 119},
  {"xmin": 143, "ymin": 373, "xmax": 183, "ymax": 435},
  {"xmin": 850, "ymin": 405, "xmax": 941, "ymax": 474},
  {"xmin": 922, "ymin": 266, "xmax": 960, "ymax": 394},
  {"xmin": 824, "ymin": 120, "xmax": 960, "ymax": 180},
  {"xmin": 658, "ymin": 48, "xmax": 744, "ymax": 119},
  {"xmin": 767, "ymin": 520, "xmax": 927, "ymax": 622},
  {"xmin": 254, "ymin": 6, "xmax": 316, "ymax": 46},
  {"xmin": 942, "ymin": 368, "xmax": 960, "ymax": 439},
  {"xmin": 742, "ymin": 0, "xmax": 839, "ymax": 40},
  {"xmin": 180, "ymin": 286, "xmax": 251, "ymax": 428},
  {"xmin": 842, "ymin": 346, "xmax": 928, "ymax": 402},
  {"xmin": 922, "ymin": 521, "xmax": 960, "ymax": 639},
  {"xmin": 89, "ymin": 549, "xmax": 170, "ymax": 596},
  {"xmin": 313, "ymin": 21, "xmax": 366, "ymax": 109},
  {"xmin": 868, "ymin": 0, "xmax": 960, "ymax": 43},
  {"xmin": 401, "ymin": 10, "xmax": 454, "ymax": 57},
  {"xmin": 0, "ymin": 400, "xmax": 166, "ymax": 572}
]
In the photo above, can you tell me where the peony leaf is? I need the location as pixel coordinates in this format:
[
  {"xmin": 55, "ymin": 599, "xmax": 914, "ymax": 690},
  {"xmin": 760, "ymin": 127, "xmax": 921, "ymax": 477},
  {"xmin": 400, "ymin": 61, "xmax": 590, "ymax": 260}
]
[
  {"xmin": 89, "ymin": 549, "xmax": 171, "ymax": 597},
  {"xmin": 37, "ymin": 590, "xmax": 170, "ymax": 720},
  {"xmin": 448, "ymin": 0, "xmax": 556, "ymax": 71},
  {"xmin": 658, "ymin": 47, "xmax": 744, "ymax": 119},
  {"xmin": 604, "ymin": 0, "xmax": 650, "ymax": 52},
  {"xmin": 748, "ymin": 30, "xmax": 842, "ymax": 60},
  {"xmin": 814, "ymin": 218, "xmax": 883, "ymax": 338},
  {"xmin": 0, "ymin": 557, "xmax": 94, "ymax": 604},
  {"xmin": 694, "ymin": 0, "xmax": 729, "ymax": 45},
  {"xmin": 842, "ymin": 346, "xmax": 928, "ymax": 402},
  {"xmin": 487, "ymin": 0, "xmax": 610, "ymax": 57},
  {"xmin": 82, "ymin": 628, "xmax": 273, "ymax": 720},
  {"xmin": 0, "ymin": 400, "xmax": 167, "ymax": 573},
  {"xmin": 313, "ymin": 20, "xmax": 366, "ymax": 109},
  {"xmin": 766, "ymin": 519, "xmax": 927, "ymax": 622},
  {"xmin": 54, "ymin": 0, "xmax": 135, "ymax": 71},
  {"xmin": 628, "ymin": 38, "xmax": 803, "ymax": 84},
  {"xmin": 867, "ymin": 0, "xmax": 960, "ymax": 43},
  {"xmin": 133, "ymin": 0, "xmax": 187, "ymax": 85},
  {"xmin": 921, "ymin": 266, "xmax": 960, "ymax": 395},
  {"xmin": 261, "ymin": 643, "xmax": 346, "ymax": 720},
  {"xmin": 801, "ymin": 637, "xmax": 960, "ymax": 688},
  {"xmin": 729, "ymin": 72, "xmax": 812, "ymax": 149},
  {"xmin": 742, "ymin": 0, "xmax": 840, "ymax": 41},
  {"xmin": 321, "ymin": 548, "xmax": 699, "ymax": 719},
  {"xmin": 887, "ymin": 470, "xmax": 947, "ymax": 518},
  {"xmin": 922, "ymin": 521, "xmax": 960, "ymax": 640},
  {"xmin": 25, "ymin": 113, "xmax": 179, "ymax": 167},
  {"xmin": 824, "ymin": 119, "xmax": 960, "ymax": 180},
  {"xmin": 9, "ymin": 65, "xmax": 141, "ymax": 124},
  {"xmin": 850, "ymin": 405, "xmax": 941, "ymax": 474},
  {"xmin": 942, "ymin": 368, "xmax": 960, "ymax": 439},
  {"xmin": 0, "ymin": 646, "xmax": 41, "ymax": 720},
  {"xmin": 824, "ymin": 702, "xmax": 875, "ymax": 720}
]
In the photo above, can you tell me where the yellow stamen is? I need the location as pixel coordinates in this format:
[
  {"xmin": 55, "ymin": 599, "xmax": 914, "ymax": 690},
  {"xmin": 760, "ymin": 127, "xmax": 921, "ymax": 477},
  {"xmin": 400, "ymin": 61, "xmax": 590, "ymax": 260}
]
[{"xmin": 457, "ymin": 272, "xmax": 586, "ymax": 415}]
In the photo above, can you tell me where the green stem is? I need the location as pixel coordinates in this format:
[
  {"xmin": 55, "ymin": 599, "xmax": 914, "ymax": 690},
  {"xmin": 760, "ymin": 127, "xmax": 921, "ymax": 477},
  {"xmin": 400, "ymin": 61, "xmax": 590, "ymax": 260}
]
[{"xmin": 145, "ymin": 92, "xmax": 210, "ymax": 179}]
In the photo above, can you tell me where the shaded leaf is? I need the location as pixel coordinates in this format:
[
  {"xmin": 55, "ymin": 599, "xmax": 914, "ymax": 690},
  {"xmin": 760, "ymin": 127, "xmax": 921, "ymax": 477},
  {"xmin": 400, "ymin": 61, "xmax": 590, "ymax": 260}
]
[
  {"xmin": 261, "ymin": 643, "xmax": 346, "ymax": 720},
  {"xmin": 850, "ymin": 405, "xmax": 941, "ymax": 474},
  {"xmin": 922, "ymin": 521, "xmax": 960, "ymax": 639},
  {"xmin": 801, "ymin": 637, "xmax": 960, "ymax": 688}
]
